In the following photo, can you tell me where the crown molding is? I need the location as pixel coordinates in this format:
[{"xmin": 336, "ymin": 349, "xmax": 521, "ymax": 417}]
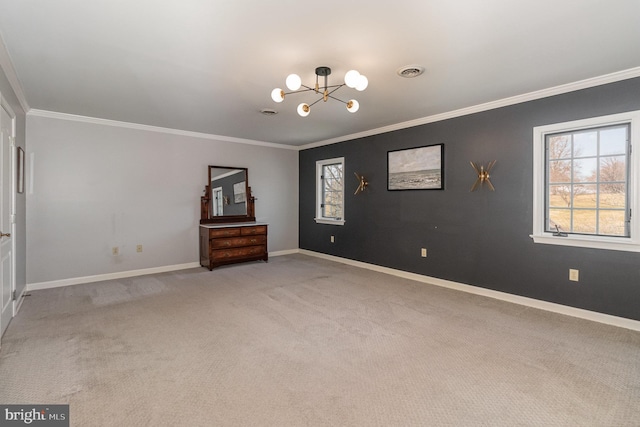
[
  {"xmin": 301, "ymin": 67, "xmax": 640, "ymax": 150},
  {"xmin": 0, "ymin": 33, "xmax": 30, "ymax": 113},
  {"xmin": 18, "ymin": 66, "xmax": 640, "ymax": 152},
  {"xmin": 27, "ymin": 109, "xmax": 299, "ymax": 151}
]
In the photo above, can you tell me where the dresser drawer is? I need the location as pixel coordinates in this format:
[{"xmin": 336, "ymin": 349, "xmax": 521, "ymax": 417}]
[
  {"xmin": 211, "ymin": 235, "xmax": 267, "ymax": 249},
  {"xmin": 241, "ymin": 225, "xmax": 267, "ymax": 236},
  {"xmin": 209, "ymin": 228, "xmax": 241, "ymax": 238},
  {"xmin": 211, "ymin": 245, "xmax": 266, "ymax": 260}
]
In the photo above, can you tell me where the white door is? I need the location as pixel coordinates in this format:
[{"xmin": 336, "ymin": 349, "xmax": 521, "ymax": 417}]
[
  {"xmin": 212, "ymin": 187, "xmax": 223, "ymax": 216},
  {"xmin": 0, "ymin": 99, "xmax": 14, "ymax": 338}
]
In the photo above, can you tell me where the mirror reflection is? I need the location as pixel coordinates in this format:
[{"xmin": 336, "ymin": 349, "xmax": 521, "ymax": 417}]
[{"xmin": 209, "ymin": 167, "xmax": 248, "ymax": 217}]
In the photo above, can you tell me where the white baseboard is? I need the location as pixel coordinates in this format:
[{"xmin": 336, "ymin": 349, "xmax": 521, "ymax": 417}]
[
  {"xmin": 14, "ymin": 288, "xmax": 26, "ymax": 314},
  {"xmin": 25, "ymin": 250, "xmax": 297, "ymax": 292},
  {"xmin": 270, "ymin": 249, "xmax": 299, "ymax": 257},
  {"xmin": 27, "ymin": 262, "xmax": 201, "ymax": 291},
  {"xmin": 299, "ymin": 249, "xmax": 640, "ymax": 332}
]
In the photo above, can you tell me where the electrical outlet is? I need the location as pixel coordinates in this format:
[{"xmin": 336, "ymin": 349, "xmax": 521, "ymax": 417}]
[
  {"xmin": 330, "ymin": 235, "xmax": 335, "ymax": 243},
  {"xmin": 421, "ymin": 248, "xmax": 427, "ymax": 257},
  {"xmin": 136, "ymin": 245, "xmax": 143, "ymax": 253},
  {"xmin": 112, "ymin": 247, "xmax": 119, "ymax": 256},
  {"xmin": 569, "ymin": 269, "xmax": 579, "ymax": 282}
]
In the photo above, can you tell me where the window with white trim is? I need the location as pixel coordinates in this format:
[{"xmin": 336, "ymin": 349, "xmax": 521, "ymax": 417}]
[
  {"xmin": 531, "ymin": 111, "xmax": 640, "ymax": 252},
  {"xmin": 315, "ymin": 157, "xmax": 345, "ymax": 225}
]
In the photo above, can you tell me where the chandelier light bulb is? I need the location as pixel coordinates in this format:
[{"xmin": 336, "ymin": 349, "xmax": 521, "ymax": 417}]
[
  {"xmin": 346, "ymin": 99, "xmax": 359, "ymax": 113},
  {"xmin": 355, "ymin": 75, "xmax": 368, "ymax": 91},
  {"xmin": 344, "ymin": 70, "xmax": 361, "ymax": 88},
  {"xmin": 286, "ymin": 74, "xmax": 302, "ymax": 91},
  {"xmin": 297, "ymin": 103, "xmax": 310, "ymax": 117},
  {"xmin": 271, "ymin": 88, "xmax": 284, "ymax": 103}
]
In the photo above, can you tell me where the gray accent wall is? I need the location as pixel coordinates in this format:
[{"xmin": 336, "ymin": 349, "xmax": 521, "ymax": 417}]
[{"xmin": 299, "ymin": 77, "xmax": 640, "ymax": 321}]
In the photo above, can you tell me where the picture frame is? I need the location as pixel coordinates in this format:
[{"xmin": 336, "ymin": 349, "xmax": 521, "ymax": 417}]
[
  {"xmin": 233, "ymin": 181, "xmax": 246, "ymax": 203},
  {"xmin": 17, "ymin": 146, "xmax": 24, "ymax": 194},
  {"xmin": 387, "ymin": 143, "xmax": 444, "ymax": 190}
]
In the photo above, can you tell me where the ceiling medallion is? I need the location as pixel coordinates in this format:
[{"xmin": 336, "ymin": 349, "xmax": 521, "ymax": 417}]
[{"xmin": 271, "ymin": 66, "xmax": 368, "ymax": 117}]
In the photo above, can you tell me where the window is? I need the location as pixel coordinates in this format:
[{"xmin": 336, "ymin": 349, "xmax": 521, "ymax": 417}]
[
  {"xmin": 315, "ymin": 157, "xmax": 345, "ymax": 225},
  {"xmin": 532, "ymin": 111, "xmax": 640, "ymax": 252}
]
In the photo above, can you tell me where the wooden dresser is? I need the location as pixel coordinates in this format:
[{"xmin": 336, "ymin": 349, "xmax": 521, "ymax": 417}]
[{"xmin": 199, "ymin": 223, "xmax": 268, "ymax": 270}]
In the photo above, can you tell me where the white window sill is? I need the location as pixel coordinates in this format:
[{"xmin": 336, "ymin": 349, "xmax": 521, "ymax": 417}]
[
  {"xmin": 314, "ymin": 218, "xmax": 345, "ymax": 226},
  {"xmin": 530, "ymin": 233, "xmax": 640, "ymax": 252}
]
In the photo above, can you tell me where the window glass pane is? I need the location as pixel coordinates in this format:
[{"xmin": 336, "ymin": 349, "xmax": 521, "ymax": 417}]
[
  {"xmin": 599, "ymin": 155, "xmax": 626, "ymax": 183},
  {"xmin": 600, "ymin": 126, "xmax": 627, "ymax": 155},
  {"xmin": 572, "ymin": 210, "xmax": 597, "ymax": 234},
  {"xmin": 548, "ymin": 135, "xmax": 571, "ymax": 160},
  {"xmin": 598, "ymin": 191, "xmax": 626, "ymax": 210},
  {"xmin": 573, "ymin": 131, "xmax": 597, "ymax": 157},
  {"xmin": 323, "ymin": 204, "xmax": 341, "ymax": 218},
  {"xmin": 322, "ymin": 163, "xmax": 343, "ymax": 219},
  {"xmin": 573, "ymin": 158, "xmax": 597, "ymax": 182},
  {"xmin": 548, "ymin": 160, "xmax": 571, "ymax": 183},
  {"xmin": 548, "ymin": 185, "xmax": 571, "ymax": 208},
  {"xmin": 548, "ymin": 209, "xmax": 570, "ymax": 232},
  {"xmin": 599, "ymin": 210, "xmax": 627, "ymax": 236},
  {"xmin": 572, "ymin": 184, "xmax": 597, "ymax": 208}
]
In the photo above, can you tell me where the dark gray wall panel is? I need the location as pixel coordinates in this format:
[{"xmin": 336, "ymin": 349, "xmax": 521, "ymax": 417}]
[{"xmin": 299, "ymin": 77, "xmax": 640, "ymax": 321}]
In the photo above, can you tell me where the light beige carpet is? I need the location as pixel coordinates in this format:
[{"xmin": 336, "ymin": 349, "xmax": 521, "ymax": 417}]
[{"xmin": 1, "ymin": 254, "xmax": 639, "ymax": 426}]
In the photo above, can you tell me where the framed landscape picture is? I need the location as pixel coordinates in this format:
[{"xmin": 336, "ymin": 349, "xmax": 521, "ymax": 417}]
[{"xmin": 388, "ymin": 143, "xmax": 444, "ymax": 190}]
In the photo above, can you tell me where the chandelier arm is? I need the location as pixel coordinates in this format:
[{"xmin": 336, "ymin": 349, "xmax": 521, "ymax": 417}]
[
  {"xmin": 326, "ymin": 95, "xmax": 348, "ymax": 104},
  {"xmin": 309, "ymin": 83, "xmax": 350, "ymax": 106},
  {"xmin": 282, "ymin": 87, "xmax": 316, "ymax": 96},
  {"xmin": 308, "ymin": 97, "xmax": 325, "ymax": 108},
  {"xmin": 326, "ymin": 84, "xmax": 345, "ymax": 95},
  {"xmin": 283, "ymin": 83, "xmax": 346, "ymax": 96},
  {"xmin": 282, "ymin": 84, "xmax": 345, "ymax": 97},
  {"xmin": 325, "ymin": 84, "xmax": 348, "ymax": 103}
]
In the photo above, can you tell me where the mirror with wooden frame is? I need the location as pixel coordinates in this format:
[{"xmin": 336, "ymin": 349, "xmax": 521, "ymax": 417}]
[{"xmin": 200, "ymin": 165, "xmax": 256, "ymax": 224}]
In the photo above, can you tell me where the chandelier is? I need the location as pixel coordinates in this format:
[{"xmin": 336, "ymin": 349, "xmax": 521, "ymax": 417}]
[{"xmin": 270, "ymin": 66, "xmax": 368, "ymax": 117}]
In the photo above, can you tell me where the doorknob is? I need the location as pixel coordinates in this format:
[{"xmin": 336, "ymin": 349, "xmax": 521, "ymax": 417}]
[{"xmin": 0, "ymin": 232, "xmax": 10, "ymax": 238}]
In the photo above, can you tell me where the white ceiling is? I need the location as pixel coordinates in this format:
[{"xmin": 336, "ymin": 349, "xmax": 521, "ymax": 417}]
[{"xmin": 0, "ymin": 1, "xmax": 639, "ymax": 147}]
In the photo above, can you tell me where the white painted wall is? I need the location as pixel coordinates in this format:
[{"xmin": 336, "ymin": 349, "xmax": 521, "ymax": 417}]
[{"xmin": 26, "ymin": 114, "xmax": 299, "ymax": 285}]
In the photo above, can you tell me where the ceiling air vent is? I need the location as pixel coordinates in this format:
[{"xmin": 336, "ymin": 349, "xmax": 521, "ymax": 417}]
[
  {"xmin": 396, "ymin": 65, "xmax": 425, "ymax": 78},
  {"xmin": 260, "ymin": 108, "xmax": 278, "ymax": 116}
]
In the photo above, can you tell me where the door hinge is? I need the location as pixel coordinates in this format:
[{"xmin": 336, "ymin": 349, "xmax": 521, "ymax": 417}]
[{"xmin": 12, "ymin": 290, "xmax": 16, "ymax": 301}]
